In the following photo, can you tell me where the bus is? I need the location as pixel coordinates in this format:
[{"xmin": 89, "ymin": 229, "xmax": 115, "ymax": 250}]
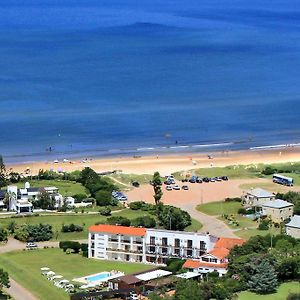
[{"xmin": 273, "ymin": 174, "xmax": 294, "ymax": 186}]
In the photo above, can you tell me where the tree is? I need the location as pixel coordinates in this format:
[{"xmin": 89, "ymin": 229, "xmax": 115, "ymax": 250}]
[
  {"xmin": 95, "ymin": 190, "xmax": 113, "ymax": 206},
  {"xmin": 276, "ymin": 257, "xmax": 300, "ymax": 280},
  {"xmin": 175, "ymin": 280, "xmax": 205, "ymax": 300},
  {"xmin": 0, "ymin": 269, "xmax": 9, "ymax": 290},
  {"xmin": 0, "ymin": 227, "xmax": 8, "ymax": 242},
  {"xmin": 99, "ymin": 207, "xmax": 111, "ymax": 216},
  {"xmin": 131, "ymin": 216, "xmax": 156, "ymax": 228},
  {"xmin": 247, "ymin": 260, "xmax": 278, "ymax": 294},
  {"xmin": 0, "ymin": 155, "xmax": 7, "ymax": 188},
  {"xmin": 36, "ymin": 189, "xmax": 55, "ymax": 210},
  {"xmin": 152, "ymin": 172, "xmax": 163, "ymax": 205},
  {"xmin": 7, "ymin": 221, "xmax": 16, "ymax": 234},
  {"xmin": 106, "ymin": 216, "xmax": 131, "ymax": 226}
]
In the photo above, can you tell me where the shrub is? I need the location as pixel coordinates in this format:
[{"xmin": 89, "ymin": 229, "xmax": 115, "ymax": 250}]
[
  {"xmin": 225, "ymin": 197, "xmax": 242, "ymax": 202},
  {"xmin": 14, "ymin": 223, "xmax": 53, "ymax": 242},
  {"xmin": 262, "ymin": 166, "xmax": 277, "ymax": 175},
  {"xmin": 95, "ymin": 190, "xmax": 114, "ymax": 206},
  {"xmin": 73, "ymin": 194, "xmax": 88, "ymax": 203},
  {"xmin": 166, "ymin": 258, "xmax": 186, "ymax": 273},
  {"xmin": 59, "ymin": 241, "xmax": 81, "ymax": 253},
  {"xmin": 238, "ymin": 208, "xmax": 247, "ymax": 215},
  {"xmin": 106, "ymin": 216, "xmax": 131, "ymax": 226},
  {"xmin": 287, "ymin": 293, "xmax": 300, "ymax": 300},
  {"xmin": 131, "ymin": 216, "xmax": 156, "ymax": 228},
  {"xmin": 258, "ymin": 219, "xmax": 270, "ymax": 231},
  {"xmin": 99, "ymin": 207, "xmax": 112, "ymax": 216},
  {"xmin": 61, "ymin": 223, "xmax": 83, "ymax": 233},
  {"xmin": 129, "ymin": 201, "xmax": 145, "ymax": 210},
  {"xmin": 81, "ymin": 243, "xmax": 88, "ymax": 257}
]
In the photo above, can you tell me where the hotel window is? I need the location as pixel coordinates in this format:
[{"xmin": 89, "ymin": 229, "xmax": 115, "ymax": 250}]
[
  {"xmin": 162, "ymin": 237, "xmax": 168, "ymax": 246},
  {"xmin": 202, "ymin": 257, "xmax": 209, "ymax": 262},
  {"xmin": 200, "ymin": 241, "xmax": 206, "ymax": 250},
  {"xmin": 211, "ymin": 258, "xmax": 217, "ymax": 263},
  {"xmin": 175, "ymin": 238, "xmax": 180, "ymax": 248},
  {"xmin": 150, "ymin": 236, "xmax": 155, "ymax": 245},
  {"xmin": 91, "ymin": 234, "xmax": 95, "ymax": 240},
  {"xmin": 187, "ymin": 240, "xmax": 193, "ymax": 248}
]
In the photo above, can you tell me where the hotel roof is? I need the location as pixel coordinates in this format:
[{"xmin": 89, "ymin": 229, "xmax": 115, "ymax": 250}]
[
  {"xmin": 263, "ymin": 199, "xmax": 293, "ymax": 209},
  {"xmin": 89, "ymin": 224, "xmax": 146, "ymax": 237},
  {"xmin": 286, "ymin": 215, "xmax": 300, "ymax": 229},
  {"xmin": 135, "ymin": 270, "xmax": 172, "ymax": 282},
  {"xmin": 208, "ymin": 248, "xmax": 230, "ymax": 260}
]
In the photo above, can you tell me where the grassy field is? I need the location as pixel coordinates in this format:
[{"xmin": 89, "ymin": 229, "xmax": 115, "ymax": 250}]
[
  {"xmin": 12, "ymin": 180, "xmax": 86, "ymax": 197},
  {"xmin": 235, "ymin": 227, "xmax": 281, "ymax": 240},
  {"xmin": 0, "ymin": 209, "xmax": 151, "ymax": 240},
  {"xmin": 110, "ymin": 173, "xmax": 153, "ymax": 187},
  {"xmin": 185, "ymin": 218, "xmax": 203, "ymax": 232},
  {"xmin": 0, "ymin": 248, "xmax": 153, "ymax": 300},
  {"xmin": 238, "ymin": 281, "xmax": 300, "ymax": 300},
  {"xmin": 197, "ymin": 201, "xmax": 242, "ymax": 216}
]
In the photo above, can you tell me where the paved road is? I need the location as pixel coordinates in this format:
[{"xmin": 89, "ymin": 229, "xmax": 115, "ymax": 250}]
[
  {"xmin": 4, "ymin": 278, "xmax": 37, "ymax": 300},
  {"xmin": 181, "ymin": 202, "xmax": 238, "ymax": 238}
]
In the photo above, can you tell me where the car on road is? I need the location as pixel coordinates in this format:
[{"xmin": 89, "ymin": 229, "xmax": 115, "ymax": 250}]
[
  {"xmin": 26, "ymin": 242, "xmax": 38, "ymax": 249},
  {"xmin": 221, "ymin": 176, "xmax": 229, "ymax": 181},
  {"xmin": 166, "ymin": 185, "xmax": 172, "ymax": 191},
  {"xmin": 182, "ymin": 185, "xmax": 189, "ymax": 190},
  {"xmin": 172, "ymin": 185, "xmax": 180, "ymax": 190},
  {"xmin": 132, "ymin": 181, "xmax": 140, "ymax": 187},
  {"xmin": 215, "ymin": 177, "xmax": 222, "ymax": 182}
]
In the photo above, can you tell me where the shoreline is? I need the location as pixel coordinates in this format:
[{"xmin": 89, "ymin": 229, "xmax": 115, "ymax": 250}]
[{"xmin": 6, "ymin": 146, "xmax": 300, "ymax": 176}]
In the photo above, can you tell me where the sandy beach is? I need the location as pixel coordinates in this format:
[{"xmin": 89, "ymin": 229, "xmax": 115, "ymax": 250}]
[{"xmin": 6, "ymin": 147, "xmax": 300, "ymax": 176}]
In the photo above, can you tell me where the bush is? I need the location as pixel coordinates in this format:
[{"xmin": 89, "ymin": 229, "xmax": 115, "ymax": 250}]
[
  {"xmin": 258, "ymin": 219, "xmax": 270, "ymax": 231},
  {"xmin": 287, "ymin": 293, "xmax": 300, "ymax": 300},
  {"xmin": 99, "ymin": 207, "xmax": 112, "ymax": 216},
  {"xmin": 129, "ymin": 201, "xmax": 145, "ymax": 210},
  {"xmin": 14, "ymin": 223, "xmax": 53, "ymax": 242},
  {"xmin": 166, "ymin": 258, "xmax": 186, "ymax": 273},
  {"xmin": 238, "ymin": 208, "xmax": 247, "ymax": 215},
  {"xmin": 131, "ymin": 216, "xmax": 156, "ymax": 228},
  {"xmin": 73, "ymin": 194, "xmax": 88, "ymax": 203},
  {"xmin": 106, "ymin": 216, "xmax": 131, "ymax": 226},
  {"xmin": 81, "ymin": 243, "xmax": 88, "ymax": 257},
  {"xmin": 262, "ymin": 166, "xmax": 277, "ymax": 175},
  {"xmin": 61, "ymin": 223, "xmax": 83, "ymax": 233},
  {"xmin": 225, "ymin": 197, "xmax": 242, "ymax": 202},
  {"xmin": 95, "ymin": 190, "xmax": 114, "ymax": 206},
  {"xmin": 59, "ymin": 241, "xmax": 81, "ymax": 253}
]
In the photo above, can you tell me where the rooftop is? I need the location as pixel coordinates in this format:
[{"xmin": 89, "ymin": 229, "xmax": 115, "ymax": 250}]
[
  {"xmin": 89, "ymin": 224, "xmax": 147, "ymax": 237},
  {"xmin": 263, "ymin": 199, "xmax": 293, "ymax": 209},
  {"xmin": 175, "ymin": 272, "xmax": 201, "ymax": 279},
  {"xmin": 208, "ymin": 248, "xmax": 230, "ymax": 260},
  {"xmin": 246, "ymin": 188, "xmax": 274, "ymax": 198},
  {"xmin": 135, "ymin": 270, "xmax": 172, "ymax": 282},
  {"xmin": 114, "ymin": 274, "xmax": 141, "ymax": 285},
  {"xmin": 183, "ymin": 260, "xmax": 228, "ymax": 269},
  {"xmin": 214, "ymin": 237, "xmax": 245, "ymax": 250},
  {"xmin": 286, "ymin": 215, "xmax": 300, "ymax": 229}
]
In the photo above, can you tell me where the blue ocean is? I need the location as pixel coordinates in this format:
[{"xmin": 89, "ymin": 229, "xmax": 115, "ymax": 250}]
[{"xmin": 1, "ymin": 0, "xmax": 300, "ymax": 163}]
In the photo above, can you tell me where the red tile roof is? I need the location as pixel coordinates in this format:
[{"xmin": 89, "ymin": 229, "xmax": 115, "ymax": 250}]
[
  {"xmin": 89, "ymin": 224, "xmax": 146, "ymax": 237},
  {"xmin": 183, "ymin": 260, "xmax": 228, "ymax": 269},
  {"xmin": 208, "ymin": 248, "xmax": 230, "ymax": 260},
  {"xmin": 214, "ymin": 237, "xmax": 245, "ymax": 250}
]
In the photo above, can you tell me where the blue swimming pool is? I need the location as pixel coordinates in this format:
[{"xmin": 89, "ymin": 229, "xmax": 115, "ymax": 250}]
[{"xmin": 86, "ymin": 272, "xmax": 110, "ymax": 282}]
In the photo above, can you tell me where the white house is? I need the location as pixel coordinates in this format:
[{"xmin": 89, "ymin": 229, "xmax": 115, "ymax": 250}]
[
  {"xmin": 88, "ymin": 224, "xmax": 244, "ymax": 275},
  {"xmin": 243, "ymin": 188, "xmax": 275, "ymax": 209},
  {"xmin": 286, "ymin": 215, "xmax": 300, "ymax": 239}
]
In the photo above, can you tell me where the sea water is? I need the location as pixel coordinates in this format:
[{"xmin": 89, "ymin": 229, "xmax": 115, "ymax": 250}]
[{"xmin": 1, "ymin": 0, "xmax": 300, "ymax": 162}]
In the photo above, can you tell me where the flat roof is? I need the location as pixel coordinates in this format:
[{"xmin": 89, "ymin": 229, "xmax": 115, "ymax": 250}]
[
  {"xmin": 286, "ymin": 215, "xmax": 300, "ymax": 229},
  {"xmin": 135, "ymin": 270, "xmax": 172, "ymax": 282},
  {"xmin": 263, "ymin": 199, "xmax": 293, "ymax": 209},
  {"xmin": 176, "ymin": 272, "xmax": 201, "ymax": 279},
  {"xmin": 246, "ymin": 188, "xmax": 274, "ymax": 198}
]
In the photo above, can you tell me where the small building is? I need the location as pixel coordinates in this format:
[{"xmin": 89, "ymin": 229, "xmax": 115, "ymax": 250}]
[
  {"xmin": 286, "ymin": 215, "xmax": 300, "ymax": 239},
  {"xmin": 182, "ymin": 237, "xmax": 245, "ymax": 277},
  {"xmin": 262, "ymin": 199, "xmax": 294, "ymax": 223},
  {"xmin": 243, "ymin": 188, "xmax": 275, "ymax": 209}
]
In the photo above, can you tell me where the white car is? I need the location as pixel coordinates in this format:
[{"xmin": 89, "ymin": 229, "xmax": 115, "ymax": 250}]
[
  {"xmin": 172, "ymin": 185, "xmax": 180, "ymax": 190},
  {"xmin": 166, "ymin": 185, "xmax": 172, "ymax": 191}
]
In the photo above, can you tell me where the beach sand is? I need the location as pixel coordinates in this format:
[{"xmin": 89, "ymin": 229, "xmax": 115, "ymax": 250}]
[{"xmin": 6, "ymin": 147, "xmax": 300, "ymax": 176}]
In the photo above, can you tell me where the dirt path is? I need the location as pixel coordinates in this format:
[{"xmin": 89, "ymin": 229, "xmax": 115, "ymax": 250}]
[{"xmin": 4, "ymin": 278, "xmax": 38, "ymax": 300}]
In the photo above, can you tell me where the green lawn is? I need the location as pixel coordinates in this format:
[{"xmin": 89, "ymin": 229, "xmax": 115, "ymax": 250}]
[
  {"xmin": 185, "ymin": 218, "xmax": 203, "ymax": 232},
  {"xmin": 0, "ymin": 248, "xmax": 153, "ymax": 300},
  {"xmin": 12, "ymin": 180, "xmax": 87, "ymax": 197},
  {"xmin": 197, "ymin": 201, "xmax": 242, "ymax": 216},
  {"xmin": 109, "ymin": 173, "xmax": 153, "ymax": 188},
  {"xmin": 238, "ymin": 281, "xmax": 300, "ymax": 300},
  {"xmin": 0, "ymin": 209, "xmax": 151, "ymax": 240},
  {"xmin": 235, "ymin": 227, "xmax": 281, "ymax": 240}
]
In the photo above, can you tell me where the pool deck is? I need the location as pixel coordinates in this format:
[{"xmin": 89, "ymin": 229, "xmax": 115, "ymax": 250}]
[{"xmin": 73, "ymin": 271, "xmax": 124, "ymax": 285}]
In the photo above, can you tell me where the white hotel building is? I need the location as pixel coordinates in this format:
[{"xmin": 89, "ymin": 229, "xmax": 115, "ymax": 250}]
[{"xmin": 88, "ymin": 224, "xmax": 244, "ymax": 274}]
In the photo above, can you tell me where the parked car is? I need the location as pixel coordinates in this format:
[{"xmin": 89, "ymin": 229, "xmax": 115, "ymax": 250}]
[
  {"xmin": 221, "ymin": 176, "xmax": 229, "ymax": 181},
  {"xmin": 202, "ymin": 177, "xmax": 210, "ymax": 183},
  {"xmin": 173, "ymin": 185, "xmax": 180, "ymax": 190},
  {"xmin": 215, "ymin": 177, "xmax": 222, "ymax": 182},
  {"xmin": 166, "ymin": 185, "xmax": 172, "ymax": 191},
  {"xmin": 181, "ymin": 178, "xmax": 188, "ymax": 182},
  {"xmin": 196, "ymin": 177, "xmax": 202, "ymax": 183},
  {"xmin": 210, "ymin": 178, "xmax": 216, "ymax": 182},
  {"xmin": 26, "ymin": 242, "xmax": 38, "ymax": 249},
  {"xmin": 182, "ymin": 185, "xmax": 189, "ymax": 190},
  {"xmin": 189, "ymin": 176, "xmax": 197, "ymax": 183}
]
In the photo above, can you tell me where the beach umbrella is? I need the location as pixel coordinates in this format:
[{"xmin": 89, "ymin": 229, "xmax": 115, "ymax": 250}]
[
  {"xmin": 40, "ymin": 267, "xmax": 50, "ymax": 271},
  {"xmin": 51, "ymin": 275, "xmax": 63, "ymax": 280},
  {"xmin": 79, "ymin": 285, "xmax": 89, "ymax": 289}
]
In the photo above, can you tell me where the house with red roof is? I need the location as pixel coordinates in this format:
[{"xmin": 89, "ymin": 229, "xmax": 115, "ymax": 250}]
[{"xmin": 182, "ymin": 237, "xmax": 245, "ymax": 276}]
